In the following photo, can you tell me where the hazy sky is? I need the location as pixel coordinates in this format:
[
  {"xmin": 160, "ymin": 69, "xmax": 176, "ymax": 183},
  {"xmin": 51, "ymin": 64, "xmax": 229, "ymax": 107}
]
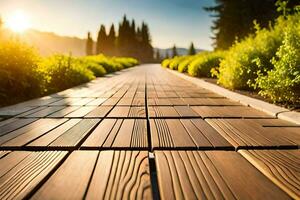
[{"xmin": 0, "ymin": 0, "xmax": 215, "ymax": 50}]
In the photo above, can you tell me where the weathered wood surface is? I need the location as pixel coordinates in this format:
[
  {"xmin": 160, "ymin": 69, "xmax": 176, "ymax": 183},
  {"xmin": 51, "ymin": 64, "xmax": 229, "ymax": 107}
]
[
  {"xmin": 0, "ymin": 64, "xmax": 298, "ymax": 199},
  {"xmin": 155, "ymin": 151, "xmax": 291, "ymax": 200}
]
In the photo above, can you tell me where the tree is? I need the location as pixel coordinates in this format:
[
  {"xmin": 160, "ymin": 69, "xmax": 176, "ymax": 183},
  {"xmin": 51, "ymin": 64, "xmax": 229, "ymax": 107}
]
[
  {"xmin": 165, "ymin": 51, "xmax": 170, "ymax": 59},
  {"xmin": 107, "ymin": 24, "xmax": 116, "ymax": 56},
  {"xmin": 85, "ymin": 32, "xmax": 94, "ymax": 56},
  {"xmin": 96, "ymin": 25, "xmax": 108, "ymax": 54},
  {"xmin": 155, "ymin": 50, "xmax": 161, "ymax": 62},
  {"xmin": 172, "ymin": 45, "xmax": 178, "ymax": 58},
  {"xmin": 188, "ymin": 42, "xmax": 196, "ymax": 55},
  {"xmin": 205, "ymin": 0, "xmax": 300, "ymax": 49}
]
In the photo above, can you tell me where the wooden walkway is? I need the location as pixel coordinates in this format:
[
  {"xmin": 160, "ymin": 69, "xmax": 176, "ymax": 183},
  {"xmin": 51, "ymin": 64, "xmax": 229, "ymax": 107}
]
[{"xmin": 0, "ymin": 64, "xmax": 299, "ymax": 199}]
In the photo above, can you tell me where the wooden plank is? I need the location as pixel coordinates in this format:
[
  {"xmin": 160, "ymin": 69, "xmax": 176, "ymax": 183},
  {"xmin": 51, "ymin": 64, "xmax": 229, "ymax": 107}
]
[
  {"xmin": 86, "ymin": 151, "xmax": 152, "ymax": 199},
  {"xmin": 117, "ymin": 98, "xmax": 133, "ymax": 106},
  {"xmin": 32, "ymin": 151, "xmax": 152, "ymax": 200},
  {"xmin": 25, "ymin": 106, "xmax": 66, "ymax": 117},
  {"xmin": 86, "ymin": 98, "xmax": 107, "ymax": 106},
  {"xmin": 148, "ymin": 106, "xmax": 199, "ymax": 118},
  {"xmin": 49, "ymin": 119, "xmax": 99, "ymax": 148},
  {"xmin": 155, "ymin": 151, "xmax": 290, "ymax": 200},
  {"xmin": 182, "ymin": 97, "xmax": 241, "ymax": 106},
  {"xmin": 192, "ymin": 106, "xmax": 274, "ymax": 118},
  {"xmin": 31, "ymin": 151, "xmax": 98, "ymax": 200},
  {"xmin": 108, "ymin": 106, "xmax": 146, "ymax": 118},
  {"xmin": 148, "ymin": 106, "xmax": 179, "ymax": 118},
  {"xmin": 65, "ymin": 106, "xmax": 97, "ymax": 118},
  {"xmin": 132, "ymin": 97, "xmax": 145, "ymax": 106},
  {"xmin": 0, "ymin": 119, "xmax": 67, "ymax": 146},
  {"xmin": 174, "ymin": 106, "xmax": 199, "ymax": 117},
  {"xmin": 49, "ymin": 97, "xmax": 83, "ymax": 106},
  {"xmin": 0, "ymin": 118, "xmax": 37, "ymax": 137},
  {"xmin": 48, "ymin": 106, "xmax": 80, "ymax": 118},
  {"xmin": 249, "ymin": 118, "xmax": 300, "ymax": 127},
  {"xmin": 82, "ymin": 119, "xmax": 148, "ymax": 148},
  {"xmin": 1, "ymin": 119, "xmax": 67, "ymax": 147},
  {"xmin": 150, "ymin": 119, "xmax": 232, "ymax": 149},
  {"xmin": 84, "ymin": 106, "xmax": 113, "ymax": 118},
  {"xmin": 206, "ymin": 119, "xmax": 298, "ymax": 148},
  {"xmin": 102, "ymin": 97, "xmax": 120, "ymax": 106},
  {"xmin": 0, "ymin": 151, "xmax": 67, "ymax": 200},
  {"xmin": 240, "ymin": 150, "xmax": 300, "ymax": 199},
  {"xmin": 27, "ymin": 119, "xmax": 81, "ymax": 147}
]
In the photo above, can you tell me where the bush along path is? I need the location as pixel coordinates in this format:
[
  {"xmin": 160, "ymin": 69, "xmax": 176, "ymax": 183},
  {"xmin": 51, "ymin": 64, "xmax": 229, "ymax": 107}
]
[
  {"xmin": 161, "ymin": 12, "xmax": 300, "ymax": 107},
  {"xmin": 0, "ymin": 40, "xmax": 138, "ymax": 107}
]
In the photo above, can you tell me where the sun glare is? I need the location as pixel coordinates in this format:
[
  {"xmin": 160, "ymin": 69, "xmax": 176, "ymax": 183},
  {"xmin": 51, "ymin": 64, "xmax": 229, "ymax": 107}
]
[{"xmin": 6, "ymin": 10, "xmax": 31, "ymax": 33}]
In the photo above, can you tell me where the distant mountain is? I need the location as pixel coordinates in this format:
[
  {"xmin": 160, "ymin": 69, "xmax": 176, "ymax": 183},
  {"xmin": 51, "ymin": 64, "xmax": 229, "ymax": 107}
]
[
  {"xmin": 154, "ymin": 47, "xmax": 205, "ymax": 57},
  {"xmin": 12, "ymin": 29, "xmax": 205, "ymax": 57},
  {"xmin": 20, "ymin": 29, "xmax": 90, "ymax": 56}
]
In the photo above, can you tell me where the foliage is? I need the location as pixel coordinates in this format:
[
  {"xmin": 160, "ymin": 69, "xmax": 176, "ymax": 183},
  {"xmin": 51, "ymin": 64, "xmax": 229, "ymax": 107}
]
[
  {"xmin": 188, "ymin": 51, "xmax": 225, "ymax": 77},
  {"xmin": 85, "ymin": 32, "xmax": 93, "ymax": 56},
  {"xmin": 171, "ymin": 45, "xmax": 178, "ymax": 58},
  {"xmin": 169, "ymin": 56, "xmax": 188, "ymax": 70},
  {"xmin": 0, "ymin": 40, "xmax": 138, "ymax": 106},
  {"xmin": 94, "ymin": 16, "xmax": 153, "ymax": 62},
  {"xmin": 161, "ymin": 59, "xmax": 171, "ymax": 68},
  {"xmin": 216, "ymin": 14, "xmax": 298, "ymax": 90},
  {"xmin": 205, "ymin": 0, "xmax": 299, "ymax": 49},
  {"xmin": 254, "ymin": 25, "xmax": 300, "ymax": 103},
  {"xmin": 0, "ymin": 41, "xmax": 42, "ymax": 104},
  {"xmin": 178, "ymin": 55, "xmax": 196, "ymax": 73},
  {"xmin": 188, "ymin": 42, "xmax": 196, "ymax": 55}
]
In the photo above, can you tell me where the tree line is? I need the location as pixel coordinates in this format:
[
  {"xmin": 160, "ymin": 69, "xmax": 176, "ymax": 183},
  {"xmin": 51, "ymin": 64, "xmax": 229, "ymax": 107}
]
[
  {"xmin": 86, "ymin": 15, "xmax": 154, "ymax": 63},
  {"xmin": 205, "ymin": 0, "xmax": 300, "ymax": 50}
]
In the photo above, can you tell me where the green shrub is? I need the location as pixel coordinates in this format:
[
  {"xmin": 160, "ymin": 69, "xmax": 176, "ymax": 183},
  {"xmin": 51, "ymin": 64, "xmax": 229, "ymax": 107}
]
[
  {"xmin": 79, "ymin": 59, "xmax": 107, "ymax": 77},
  {"xmin": 217, "ymin": 15, "xmax": 298, "ymax": 90},
  {"xmin": 188, "ymin": 51, "xmax": 225, "ymax": 77},
  {"xmin": 161, "ymin": 59, "xmax": 171, "ymax": 68},
  {"xmin": 0, "ymin": 41, "xmax": 42, "ymax": 103},
  {"xmin": 113, "ymin": 57, "xmax": 139, "ymax": 68},
  {"xmin": 178, "ymin": 56, "xmax": 195, "ymax": 73},
  {"xmin": 39, "ymin": 55, "xmax": 95, "ymax": 93},
  {"xmin": 254, "ymin": 25, "xmax": 300, "ymax": 103},
  {"xmin": 169, "ymin": 56, "xmax": 187, "ymax": 70}
]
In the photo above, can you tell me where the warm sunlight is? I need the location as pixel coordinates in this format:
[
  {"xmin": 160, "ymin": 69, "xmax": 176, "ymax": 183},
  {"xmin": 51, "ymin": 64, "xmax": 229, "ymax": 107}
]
[{"xmin": 6, "ymin": 10, "xmax": 30, "ymax": 33}]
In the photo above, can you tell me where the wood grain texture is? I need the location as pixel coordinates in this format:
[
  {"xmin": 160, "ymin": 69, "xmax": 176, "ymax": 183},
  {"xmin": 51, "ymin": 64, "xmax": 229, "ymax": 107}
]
[
  {"xmin": 65, "ymin": 106, "xmax": 97, "ymax": 118},
  {"xmin": 31, "ymin": 151, "xmax": 98, "ymax": 200},
  {"xmin": 84, "ymin": 106, "xmax": 113, "ymax": 118},
  {"xmin": 32, "ymin": 151, "xmax": 152, "ymax": 200},
  {"xmin": 182, "ymin": 98, "xmax": 241, "ymax": 106},
  {"xmin": 0, "ymin": 151, "xmax": 67, "ymax": 200},
  {"xmin": 0, "ymin": 118, "xmax": 37, "ymax": 137},
  {"xmin": 25, "ymin": 106, "xmax": 66, "ymax": 117},
  {"xmin": 155, "ymin": 151, "xmax": 290, "ymax": 200},
  {"xmin": 240, "ymin": 150, "xmax": 300, "ymax": 199},
  {"xmin": 1, "ymin": 119, "xmax": 67, "ymax": 147},
  {"xmin": 206, "ymin": 119, "xmax": 299, "ymax": 148},
  {"xmin": 192, "ymin": 106, "xmax": 274, "ymax": 118},
  {"xmin": 108, "ymin": 106, "xmax": 146, "ymax": 118},
  {"xmin": 86, "ymin": 151, "xmax": 152, "ymax": 200},
  {"xmin": 0, "ymin": 119, "xmax": 67, "ymax": 147},
  {"xmin": 49, "ymin": 119, "xmax": 99, "ymax": 148},
  {"xmin": 150, "ymin": 119, "xmax": 232, "ymax": 149},
  {"xmin": 82, "ymin": 119, "xmax": 148, "ymax": 148}
]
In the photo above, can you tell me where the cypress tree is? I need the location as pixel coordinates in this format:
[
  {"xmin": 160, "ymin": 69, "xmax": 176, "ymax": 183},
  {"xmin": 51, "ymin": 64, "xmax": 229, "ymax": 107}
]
[
  {"xmin": 86, "ymin": 32, "xmax": 94, "ymax": 55},
  {"xmin": 96, "ymin": 25, "xmax": 108, "ymax": 54},
  {"xmin": 107, "ymin": 24, "xmax": 116, "ymax": 56},
  {"xmin": 188, "ymin": 42, "xmax": 196, "ymax": 55},
  {"xmin": 172, "ymin": 45, "xmax": 178, "ymax": 58},
  {"xmin": 155, "ymin": 50, "xmax": 161, "ymax": 62}
]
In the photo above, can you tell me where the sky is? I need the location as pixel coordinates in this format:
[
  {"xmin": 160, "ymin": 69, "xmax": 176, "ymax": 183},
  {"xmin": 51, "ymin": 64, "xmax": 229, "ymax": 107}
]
[{"xmin": 0, "ymin": 0, "xmax": 215, "ymax": 50}]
